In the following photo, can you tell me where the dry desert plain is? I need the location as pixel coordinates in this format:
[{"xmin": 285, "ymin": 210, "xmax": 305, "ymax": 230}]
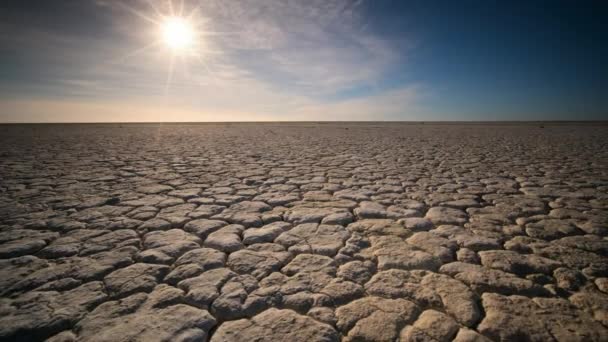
[{"xmin": 0, "ymin": 122, "xmax": 607, "ymax": 341}]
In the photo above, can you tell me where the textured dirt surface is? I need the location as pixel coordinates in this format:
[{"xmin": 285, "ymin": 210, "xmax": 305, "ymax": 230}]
[{"xmin": 0, "ymin": 122, "xmax": 607, "ymax": 341}]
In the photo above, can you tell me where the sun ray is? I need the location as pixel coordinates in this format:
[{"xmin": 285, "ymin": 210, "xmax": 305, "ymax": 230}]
[
  {"xmin": 178, "ymin": 0, "xmax": 185, "ymax": 17},
  {"xmin": 108, "ymin": 40, "xmax": 163, "ymax": 66},
  {"xmin": 116, "ymin": 2, "xmax": 161, "ymax": 25},
  {"xmin": 186, "ymin": 7, "xmax": 199, "ymax": 20},
  {"xmin": 106, "ymin": 0, "xmax": 237, "ymax": 97},
  {"xmin": 198, "ymin": 56, "xmax": 220, "ymax": 86},
  {"xmin": 143, "ymin": 0, "xmax": 164, "ymax": 18},
  {"xmin": 164, "ymin": 54, "xmax": 176, "ymax": 98},
  {"xmin": 167, "ymin": 0, "xmax": 174, "ymax": 16}
]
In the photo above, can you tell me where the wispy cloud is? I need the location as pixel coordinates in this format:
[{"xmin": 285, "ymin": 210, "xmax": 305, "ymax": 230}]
[
  {"xmin": 0, "ymin": 0, "xmax": 424, "ymax": 122},
  {"xmin": 200, "ymin": 0, "xmax": 402, "ymax": 95}
]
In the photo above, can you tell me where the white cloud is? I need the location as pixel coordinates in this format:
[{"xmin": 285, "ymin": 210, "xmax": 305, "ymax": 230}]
[
  {"xmin": 0, "ymin": 0, "xmax": 424, "ymax": 122},
  {"xmin": 198, "ymin": 0, "xmax": 401, "ymax": 94}
]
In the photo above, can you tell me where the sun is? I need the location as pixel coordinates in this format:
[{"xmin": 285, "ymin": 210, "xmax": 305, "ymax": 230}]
[
  {"xmin": 161, "ymin": 17, "xmax": 195, "ymax": 53},
  {"xmin": 115, "ymin": 1, "xmax": 220, "ymax": 95}
]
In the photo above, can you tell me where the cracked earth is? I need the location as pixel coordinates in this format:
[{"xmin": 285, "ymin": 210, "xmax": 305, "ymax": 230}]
[{"xmin": 0, "ymin": 122, "xmax": 607, "ymax": 342}]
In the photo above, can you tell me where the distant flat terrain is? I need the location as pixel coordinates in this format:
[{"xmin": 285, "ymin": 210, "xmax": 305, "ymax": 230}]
[{"xmin": 0, "ymin": 123, "xmax": 607, "ymax": 341}]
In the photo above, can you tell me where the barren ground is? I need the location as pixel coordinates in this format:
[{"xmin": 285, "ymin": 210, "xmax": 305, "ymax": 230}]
[{"xmin": 0, "ymin": 123, "xmax": 607, "ymax": 341}]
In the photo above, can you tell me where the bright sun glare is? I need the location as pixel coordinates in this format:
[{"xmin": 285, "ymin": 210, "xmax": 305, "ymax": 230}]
[
  {"xmin": 161, "ymin": 17, "xmax": 195, "ymax": 52},
  {"xmin": 118, "ymin": 1, "xmax": 218, "ymax": 95}
]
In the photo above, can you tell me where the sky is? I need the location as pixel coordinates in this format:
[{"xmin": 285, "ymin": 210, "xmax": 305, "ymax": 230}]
[{"xmin": 0, "ymin": 0, "xmax": 606, "ymax": 122}]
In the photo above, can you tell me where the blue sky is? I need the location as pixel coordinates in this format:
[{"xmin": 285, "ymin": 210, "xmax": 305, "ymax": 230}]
[{"xmin": 0, "ymin": 0, "xmax": 606, "ymax": 122}]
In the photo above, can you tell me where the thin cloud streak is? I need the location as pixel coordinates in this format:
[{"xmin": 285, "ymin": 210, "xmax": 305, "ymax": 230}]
[{"xmin": 203, "ymin": 0, "xmax": 403, "ymax": 95}]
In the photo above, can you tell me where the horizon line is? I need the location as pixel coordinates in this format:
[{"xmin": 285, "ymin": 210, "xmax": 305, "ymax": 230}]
[{"xmin": 1, "ymin": 120, "xmax": 607, "ymax": 125}]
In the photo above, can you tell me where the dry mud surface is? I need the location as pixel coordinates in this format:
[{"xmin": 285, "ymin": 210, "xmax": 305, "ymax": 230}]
[{"xmin": 0, "ymin": 122, "xmax": 607, "ymax": 342}]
